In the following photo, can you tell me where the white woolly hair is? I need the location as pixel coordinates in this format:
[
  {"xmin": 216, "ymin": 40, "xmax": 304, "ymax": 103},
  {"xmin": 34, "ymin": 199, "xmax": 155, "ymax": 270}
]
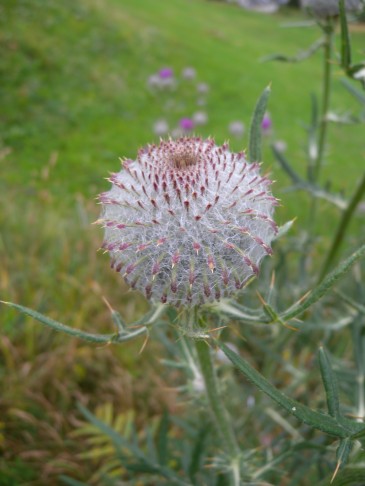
[{"xmin": 98, "ymin": 138, "xmax": 278, "ymax": 307}]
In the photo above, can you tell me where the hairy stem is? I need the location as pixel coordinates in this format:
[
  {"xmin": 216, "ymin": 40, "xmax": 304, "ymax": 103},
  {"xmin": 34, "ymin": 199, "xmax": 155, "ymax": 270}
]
[
  {"xmin": 313, "ymin": 23, "xmax": 335, "ymax": 182},
  {"xmin": 195, "ymin": 339, "xmax": 240, "ymax": 484}
]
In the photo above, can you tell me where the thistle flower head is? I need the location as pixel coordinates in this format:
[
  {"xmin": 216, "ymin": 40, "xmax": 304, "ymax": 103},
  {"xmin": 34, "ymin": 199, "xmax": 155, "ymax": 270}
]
[
  {"xmin": 98, "ymin": 138, "xmax": 278, "ymax": 307},
  {"xmin": 301, "ymin": 0, "xmax": 362, "ymax": 18}
]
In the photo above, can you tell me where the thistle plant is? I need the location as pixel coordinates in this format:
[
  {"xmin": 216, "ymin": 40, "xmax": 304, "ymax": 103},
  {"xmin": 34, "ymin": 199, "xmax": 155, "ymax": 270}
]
[{"xmin": 3, "ymin": 3, "xmax": 365, "ymax": 485}]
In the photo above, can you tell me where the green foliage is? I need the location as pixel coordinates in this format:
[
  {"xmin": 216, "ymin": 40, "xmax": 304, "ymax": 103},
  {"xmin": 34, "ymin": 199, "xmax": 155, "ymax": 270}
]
[
  {"xmin": 2, "ymin": 0, "xmax": 365, "ymax": 484},
  {"xmin": 61, "ymin": 403, "xmax": 216, "ymax": 485},
  {"xmin": 248, "ymin": 84, "xmax": 271, "ymax": 163}
]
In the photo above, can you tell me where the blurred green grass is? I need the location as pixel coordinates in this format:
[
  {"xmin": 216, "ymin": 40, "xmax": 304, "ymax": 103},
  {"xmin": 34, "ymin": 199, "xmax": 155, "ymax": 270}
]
[
  {"xmin": 1, "ymin": 0, "xmax": 364, "ymax": 200},
  {"xmin": 1, "ymin": 0, "xmax": 365, "ymax": 482}
]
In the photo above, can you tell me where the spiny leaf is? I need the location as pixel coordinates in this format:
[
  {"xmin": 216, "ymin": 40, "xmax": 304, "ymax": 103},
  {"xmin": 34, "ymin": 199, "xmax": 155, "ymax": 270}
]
[
  {"xmin": 318, "ymin": 347, "xmax": 340, "ymax": 418},
  {"xmin": 248, "ymin": 85, "xmax": 271, "ymax": 163},
  {"xmin": 0, "ymin": 300, "xmax": 147, "ymax": 343},
  {"xmin": 318, "ymin": 468, "xmax": 365, "ymax": 486},
  {"xmin": 281, "ymin": 244, "xmax": 365, "ymax": 321},
  {"xmin": 216, "ymin": 342, "xmax": 364, "ymax": 438},
  {"xmin": 336, "ymin": 438, "xmax": 353, "ymax": 471}
]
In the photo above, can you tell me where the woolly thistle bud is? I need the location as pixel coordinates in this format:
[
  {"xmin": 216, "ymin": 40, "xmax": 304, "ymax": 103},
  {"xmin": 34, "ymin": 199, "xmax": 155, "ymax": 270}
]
[
  {"xmin": 98, "ymin": 138, "xmax": 278, "ymax": 307},
  {"xmin": 301, "ymin": 0, "xmax": 362, "ymax": 18}
]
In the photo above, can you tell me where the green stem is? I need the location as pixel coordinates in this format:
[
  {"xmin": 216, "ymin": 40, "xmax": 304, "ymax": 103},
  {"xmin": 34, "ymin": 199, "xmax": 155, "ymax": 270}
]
[
  {"xmin": 352, "ymin": 318, "xmax": 365, "ymax": 422},
  {"xmin": 195, "ymin": 339, "xmax": 240, "ymax": 483},
  {"xmin": 313, "ymin": 24, "xmax": 335, "ymax": 182},
  {"xmin": 318, "ymin": 172, "xmax": 365, "ymax": 282}
]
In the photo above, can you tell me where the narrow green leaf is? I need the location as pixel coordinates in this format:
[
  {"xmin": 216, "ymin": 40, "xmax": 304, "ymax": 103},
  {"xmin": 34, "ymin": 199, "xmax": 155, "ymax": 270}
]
[
  {"xmin": 213, "ymin": 300, "xmax": 265, "ymax": 324},
  {"xmin": 298, "ymin": 316, "xmax": 352, "ymax": 331},
  {"xmin": 318, "ymin": 347, "xmax": 340, "ymax": 418},
  {"xmin": 111, "ymin": 309, "xmax": 126, "ymax": 332},
  {"xmin": 318, "ymin": 468, "xmax": 365, "ymax": 486},
  {"xmin": 339, "ymin": 0, "xmax": 351, "ymax": 70},
  {"xmin": 261, "ymin": 38, "xmax": 324, "ymax": 64},
  {"xmin": 350, "ymin": 426, "xmax": 365, "ymax": 441},
  {"xmin": 348, "ymin": 62, "xmax": 365, "ymax": 76},
  {"xmin": 1, "ymin": 300, "xmax": 147, "ymax": 343},
  {"xmin": 349, "ymin": 65, "xmax": 365, "ymax": 89},
  {"xmin": 60, "ymin": 477, "xmax": 90, "ymax": 486},
  {"xmin": 281, "ymin": 244, "xmax": 365, "ymax": 321},
  {"xmin": 274, "ymin": 219, "xmax": 296, "ymax": 240},
  {"xmin": 336, "ymin": 291, "xmax": 365, "ymax": 314},
  {"xmin": 1, "ymin": 301, "xmax": 114, "ymax": 343},
  {"xmin": 145, "ymin": 427, "xmax": 157, "ymax": 463},
  {"xmin": 272, "ymin": 144, "xmax": 302, "ymax": 184},
  {"xmin": 271, "ymin": 143, "xmax": 347, "ymax": 209},
  {"xmin": 157, "ymin": 410, "xmax": 169, "ymax": 466},
  {"xmin": 248, "ymin": 85, "xmax": 271, "ymax": 163},
  {"xmin": 341, "ymin": 78, "xmax": 365, "ymax": 104},
  {"xmin": 133, "ymin": 304, "xmax": 166, "ymax": 326},
  {"xmin": 188, "ymin": 426, "xmax": 209, "ymax": 480},
  {"xmin": 126, "ymin": 461, "xmax": 161, "ymax": 474},
  {"xmin": 216, "ymin": 342, "xmax": 362, "ymax": 438},
  {"xmin": 336, "ymin": 438, "xmax": 353, "ymax": 469}
]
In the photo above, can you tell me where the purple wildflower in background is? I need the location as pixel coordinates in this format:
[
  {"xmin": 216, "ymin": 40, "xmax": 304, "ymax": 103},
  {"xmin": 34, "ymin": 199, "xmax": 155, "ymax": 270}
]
[
  {"xmin": 98, "ymin": 138, "xmax": 278, "ymax": 306},
  {"xmin": 148, "ymin": 71, "xmax": 175, "ymax": 90},
  {"xmin": 180, "ymin": 118, "xmax": 194, "ymax": 132},
  {"xmin": 159, "ymin": 67, "xmax": 174, "ymax": 79},
  {"xmin": 261, "ymin": 113, "xmax": 272, "ymax": 134}
]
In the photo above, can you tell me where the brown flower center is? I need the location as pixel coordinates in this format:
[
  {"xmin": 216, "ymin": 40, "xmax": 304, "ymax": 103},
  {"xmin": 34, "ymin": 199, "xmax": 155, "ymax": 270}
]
[{"xmin": 169, "ymin": 143, "xmax": 200, "ymax": 169}]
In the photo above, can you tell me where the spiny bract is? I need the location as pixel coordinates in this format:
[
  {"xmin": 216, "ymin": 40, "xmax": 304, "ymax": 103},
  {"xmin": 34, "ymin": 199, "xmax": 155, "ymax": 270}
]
[{"xmin": 98, "ymin": 138, "xmax": 278, "ymax": 307}]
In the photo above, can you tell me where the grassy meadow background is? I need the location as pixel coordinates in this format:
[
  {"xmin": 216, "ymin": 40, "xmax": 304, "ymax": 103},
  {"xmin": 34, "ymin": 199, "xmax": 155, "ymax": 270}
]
[{"xmin": 1, "ymin": 0, "xmax": 365, "ymax": 483}]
